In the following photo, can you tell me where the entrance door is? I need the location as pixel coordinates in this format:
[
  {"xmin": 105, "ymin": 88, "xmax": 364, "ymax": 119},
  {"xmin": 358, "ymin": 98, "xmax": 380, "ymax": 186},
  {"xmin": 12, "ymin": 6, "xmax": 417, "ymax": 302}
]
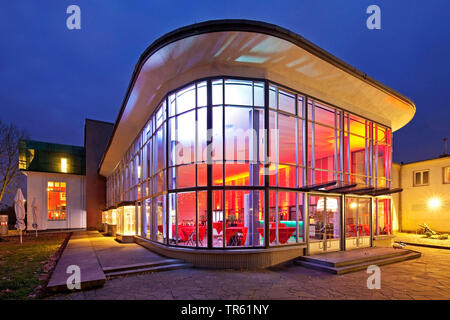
[
  {"xmin": 308, "ymin": 195, "xmax": 341, "ymax": 254},
  {"xmin": 345, "ymin": 197, "xmax": 371, "ymax": 249}
]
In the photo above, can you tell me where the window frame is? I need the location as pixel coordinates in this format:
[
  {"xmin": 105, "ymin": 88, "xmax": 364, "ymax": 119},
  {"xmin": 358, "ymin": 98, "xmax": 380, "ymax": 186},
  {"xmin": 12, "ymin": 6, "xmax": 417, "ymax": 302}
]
[
  {"xmin": 413, "ymin": 169, "xmax": 430, "ymax": 187},
  {"xmin": 443, "ymin": 166, "xmax": 450, "ymax": 184},
  {"xmin": 47, "ymin": 180, "xmax": 67, "ymax": 221}
]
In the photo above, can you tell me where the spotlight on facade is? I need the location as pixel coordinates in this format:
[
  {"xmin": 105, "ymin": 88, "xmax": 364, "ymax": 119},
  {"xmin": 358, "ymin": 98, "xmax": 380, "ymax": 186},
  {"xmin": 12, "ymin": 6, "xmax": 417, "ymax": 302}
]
[
  {"xmin": 428, "ymin": 197, "xmax": 441, "ymax": 209},
  {"xmin": 350, "ymin": 202, "xmax": 357, "ymax": 209}
]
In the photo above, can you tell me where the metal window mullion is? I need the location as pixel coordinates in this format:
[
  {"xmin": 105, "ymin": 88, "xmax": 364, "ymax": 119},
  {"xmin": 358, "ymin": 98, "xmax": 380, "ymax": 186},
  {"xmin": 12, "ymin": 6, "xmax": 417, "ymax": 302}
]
[
  {"xmin": 165, "ymin": 97, "xmax": 169, "ymax": 245},
  {"xmin": 264, "ymin": 81, "xmax": 270, "ymax": 248},
  {"xmin": 206, "ymin": 80, "xmax": 213, "ymax": 249},
  {"xmin": 222, "ymin": 79, "xmax": 226, "ymax": 248},
  {"xmin": 195, "ymin": 83, "xmax": 199, "ymax": 247},
  {"xmin": 334, "ymin": 109, "xmax": 338, "ymax": 181}
]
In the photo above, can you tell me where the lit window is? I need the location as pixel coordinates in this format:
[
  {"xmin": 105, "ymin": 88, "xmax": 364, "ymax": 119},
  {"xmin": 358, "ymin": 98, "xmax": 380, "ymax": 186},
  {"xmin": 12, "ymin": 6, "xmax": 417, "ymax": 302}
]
[
  {"xmin": 48, "ymin": 181, "xmax": 66, "ymax": 220},
  {"xmin": 61, "ymin": 158, "xmax": 68, "ymax": 173},
  {"xmin": 444, "ymin": 167, "xmax": 450, "ymax": 184},
  {"xmin": 414, "ymin": 170, "xmax": 429, "ymax": 186}
]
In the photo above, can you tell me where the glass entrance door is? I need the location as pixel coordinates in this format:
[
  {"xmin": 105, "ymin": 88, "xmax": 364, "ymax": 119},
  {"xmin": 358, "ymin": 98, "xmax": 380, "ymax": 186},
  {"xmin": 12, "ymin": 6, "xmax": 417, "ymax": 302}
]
[
  {"xmin": 345, "ymin": 197, "xmax": 371, "ymax": 249},
  {"xmin": 308, "ymin": 195, "xmax": 341, "ymax": 254}
]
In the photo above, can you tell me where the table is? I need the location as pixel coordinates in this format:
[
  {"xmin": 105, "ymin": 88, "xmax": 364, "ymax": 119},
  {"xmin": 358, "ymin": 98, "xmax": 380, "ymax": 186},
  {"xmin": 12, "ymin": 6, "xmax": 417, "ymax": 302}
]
[
  {"xmin": 257, "ymin": 227, "xmax": 296, "ymax": 244},
  {"xmin": 347, "ymin": 224, "xmax": 370, "ymax": 236},
  {"xmin": 180, "ymin": 226, "xmax": 206, "ymax": 244},
  {"xmin": 225, "ymin": 227, "xmax": 248, "ymax": 246},
  {"xmin": 213, "ymin": 222, "xmax": 223, "ymax": 234}
]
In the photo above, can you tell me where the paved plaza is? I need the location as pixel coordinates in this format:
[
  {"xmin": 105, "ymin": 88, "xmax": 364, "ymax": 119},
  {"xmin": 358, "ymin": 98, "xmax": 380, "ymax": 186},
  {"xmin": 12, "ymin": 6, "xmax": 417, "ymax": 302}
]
[{"xmin": 49, "ymin": 245, "xmax": 449, "ymax": 300}]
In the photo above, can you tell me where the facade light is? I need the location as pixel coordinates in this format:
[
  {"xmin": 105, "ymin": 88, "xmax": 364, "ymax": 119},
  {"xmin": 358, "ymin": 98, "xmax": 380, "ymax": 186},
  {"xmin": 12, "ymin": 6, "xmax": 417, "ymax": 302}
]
[{"xmin": 428, "ymin": 197, "xmax": 441, "ymax": 209}]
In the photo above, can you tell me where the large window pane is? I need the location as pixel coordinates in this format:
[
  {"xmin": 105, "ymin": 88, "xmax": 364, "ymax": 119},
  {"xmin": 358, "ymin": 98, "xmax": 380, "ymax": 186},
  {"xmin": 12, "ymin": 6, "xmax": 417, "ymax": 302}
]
[
  {"xmin": 225, "ymin": 107, "xmax": 251, "ymax": 161},
  {"xmin": 253, "ymin": 82, "xmax": 265, "ymax": 107},
  {"xmin": 213, "ymin": 190, "xmax": 223, "ymax": 248},
  {"xmin": 156, "ymin": 195, "xmax": 166, "ymax": 243},
  {"xmin": 225, "ymin": 79, "xmax": 253, "ymax": 106},
  {"xmin": 278, "ymin": 113, "xmax": 296, "ymax": 165},
  {"xmin": 376, "ymin": 198, "xmax": 392, "ymax": 235},
  {"xmin": 212, "ymin": 106, "xmax": 223, "ymax": 160},
  {"xmin": 212, "ymin": 79, "xmax": 223, "ymax": 105},
  {"xmin": 275, "ymin": 191, "xmax": 299, "ymax": 245},
  {"xmin": 197, "ymin": 81, "xmax": 207, "ymax": 107},
  {"xmin": 198, "ymin": 191, "xmax": 208, "ymax": 247},
  {"xmin": 175, "ymin": 110, "xmax": 195, "ymax": 165},
  {"xmin": 314, "ymin": 124, "xmax": 336, "ymax": 172},
  {"xmin": 176, "ymin": 84, "xmax": 196, "ymax": 114},
  {"xmin": 278, "ymin": 89, "xmax": 295, "ymax": 114},
  {"xmin": 224, "ymin": 190, "xmax": 264, "ymax": 247},
  {"xmin": 176, "ymin": 192, "xmax": 200, "ymax": 247}
]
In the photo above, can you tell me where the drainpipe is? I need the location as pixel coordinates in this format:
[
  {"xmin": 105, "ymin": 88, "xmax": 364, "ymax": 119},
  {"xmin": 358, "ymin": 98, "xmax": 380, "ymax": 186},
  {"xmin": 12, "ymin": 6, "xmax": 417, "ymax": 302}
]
[{"xmin": 398, "ymin": 162, "xmax": 403, "ymax": 232}]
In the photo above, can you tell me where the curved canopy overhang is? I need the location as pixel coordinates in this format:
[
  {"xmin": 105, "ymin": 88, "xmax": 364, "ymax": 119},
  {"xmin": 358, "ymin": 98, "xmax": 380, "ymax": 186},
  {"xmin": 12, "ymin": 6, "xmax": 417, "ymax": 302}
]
[{"xmin": 99, "ymin": 19, "xmax": 415, "ymax": 177}]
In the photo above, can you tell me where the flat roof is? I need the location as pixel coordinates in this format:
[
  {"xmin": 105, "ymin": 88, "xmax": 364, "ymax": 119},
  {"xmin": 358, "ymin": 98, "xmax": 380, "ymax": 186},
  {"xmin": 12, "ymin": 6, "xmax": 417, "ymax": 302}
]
[
  {"xmin": 99, "ymin": 19, "xmax": 416, "ymax": 177},
  {"xmin": 398, "ymin": 154, "xmax": 450, "ymax": 166},
  {"xmin": 19, "ymin": 139, "xmax": 86, "ymax": 175}
]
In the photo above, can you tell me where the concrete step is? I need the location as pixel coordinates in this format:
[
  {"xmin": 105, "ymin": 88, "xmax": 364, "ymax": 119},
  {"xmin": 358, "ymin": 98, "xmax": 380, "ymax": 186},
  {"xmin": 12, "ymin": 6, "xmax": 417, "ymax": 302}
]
[
  {"xmin": 298, "ymin": 248, "xmax": 411, "ymax": 268},
  {"xmin": 295, "ymin": 251, "xmax": 421, "ymax": 275},
  {"xmin": 105, "ymin": 263, "xmax": 193, "ymax": 278},
  {"xmin": 102, "ymin": 259, "xmax": 184, "ymax": 273}
]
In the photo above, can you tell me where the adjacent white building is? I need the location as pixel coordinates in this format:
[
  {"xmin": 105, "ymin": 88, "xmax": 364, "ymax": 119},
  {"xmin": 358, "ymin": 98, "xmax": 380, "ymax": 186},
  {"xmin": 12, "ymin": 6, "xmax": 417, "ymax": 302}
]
[{"xmin": 19, "ymin": 140, "xmax": 86, "ymax": 230}]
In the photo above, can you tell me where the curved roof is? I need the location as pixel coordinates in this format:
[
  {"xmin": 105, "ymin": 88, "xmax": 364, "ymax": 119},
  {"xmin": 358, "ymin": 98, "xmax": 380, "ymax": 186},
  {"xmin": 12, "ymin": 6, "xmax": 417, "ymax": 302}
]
[{"xmin": 99, "ymin": 19, "xmax": 415, "ymax": 176}]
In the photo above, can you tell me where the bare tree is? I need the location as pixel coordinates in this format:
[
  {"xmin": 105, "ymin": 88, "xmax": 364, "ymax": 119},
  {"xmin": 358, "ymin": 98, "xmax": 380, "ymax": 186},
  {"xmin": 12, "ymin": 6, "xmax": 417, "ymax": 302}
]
[{"xmin": 0, "ymin": 119, "xmax": 28, "ymax": 204}]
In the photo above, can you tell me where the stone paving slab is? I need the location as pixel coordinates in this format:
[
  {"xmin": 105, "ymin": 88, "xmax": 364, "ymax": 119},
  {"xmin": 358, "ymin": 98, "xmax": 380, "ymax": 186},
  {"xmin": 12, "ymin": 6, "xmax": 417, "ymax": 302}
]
[
  {"xmin": 87, "ymin": 233, "xmax": 168, "ymax": 269},
  {"xmin": 304, "ymin": 247, "xmax": 408, "ymax": 265},
  {"xmin": 48, "ymin": 245, "xmax": 450, "ymax": 300},
  {"xmin": 47, "ymin": 231, "xmax": 106, "ymax": 292},
  {"xmin": 395, "ymin": 232, "xmax": 450, "ymax": 249}
]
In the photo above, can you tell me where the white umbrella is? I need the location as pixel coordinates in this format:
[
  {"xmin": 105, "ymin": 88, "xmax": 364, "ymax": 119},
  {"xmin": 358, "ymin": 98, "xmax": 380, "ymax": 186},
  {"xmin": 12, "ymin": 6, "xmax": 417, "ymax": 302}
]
[
  {"xmin": 31, "ymin": 197, "xmax": 38, "ymax": 238},
  {"xmin": 14, "ymin": 188, "xmax": 26, "ymax": 243}
]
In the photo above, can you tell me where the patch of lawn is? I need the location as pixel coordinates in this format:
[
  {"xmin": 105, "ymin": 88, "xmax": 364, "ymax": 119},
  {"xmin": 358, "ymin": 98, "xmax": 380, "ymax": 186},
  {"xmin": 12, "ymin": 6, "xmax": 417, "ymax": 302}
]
[{"xmin": 0, "ymin": 233, "xmax": 69, "ymax": 300}]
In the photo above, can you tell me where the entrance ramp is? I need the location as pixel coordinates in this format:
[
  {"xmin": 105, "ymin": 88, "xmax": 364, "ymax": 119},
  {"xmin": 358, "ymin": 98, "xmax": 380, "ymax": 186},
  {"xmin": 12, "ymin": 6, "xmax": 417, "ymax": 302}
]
[{"xmin": 294, "ymin": 247, "xmax": 421, "ymax": 274}]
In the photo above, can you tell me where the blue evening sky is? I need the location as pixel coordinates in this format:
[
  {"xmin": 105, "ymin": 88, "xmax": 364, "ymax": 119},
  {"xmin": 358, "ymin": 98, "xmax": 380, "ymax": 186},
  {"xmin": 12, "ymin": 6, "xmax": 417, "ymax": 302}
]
[{"xmin": 0, "ymin": 1, "xmax": 449, "ymax": 163}]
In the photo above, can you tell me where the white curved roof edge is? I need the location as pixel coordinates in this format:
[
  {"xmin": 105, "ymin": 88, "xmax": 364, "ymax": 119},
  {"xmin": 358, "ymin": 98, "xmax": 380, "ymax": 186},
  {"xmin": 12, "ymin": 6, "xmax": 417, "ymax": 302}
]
[{"xmin": 99, "ymin": 20, "xmax": 415, "ymax": 177}]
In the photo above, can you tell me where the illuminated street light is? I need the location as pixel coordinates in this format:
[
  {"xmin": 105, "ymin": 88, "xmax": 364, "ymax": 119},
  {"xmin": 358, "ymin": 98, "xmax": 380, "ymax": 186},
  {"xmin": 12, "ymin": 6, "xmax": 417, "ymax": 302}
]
[{"xmin": 428, "ymin": 197, "xmax": 441, "ymax": 209}]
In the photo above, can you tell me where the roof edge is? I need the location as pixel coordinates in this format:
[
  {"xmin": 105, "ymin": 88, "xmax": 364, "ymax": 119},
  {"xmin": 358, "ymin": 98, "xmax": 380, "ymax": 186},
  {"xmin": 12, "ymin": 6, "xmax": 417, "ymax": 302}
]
[{"xmin": 98, "ymin": 19, "xmax": 416, "ymax": 175}]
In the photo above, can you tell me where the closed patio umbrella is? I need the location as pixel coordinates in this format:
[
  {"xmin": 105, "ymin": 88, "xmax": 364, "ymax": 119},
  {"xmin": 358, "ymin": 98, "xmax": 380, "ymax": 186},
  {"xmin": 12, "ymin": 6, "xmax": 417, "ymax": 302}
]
[
  {"xmin": 31, "ymin": 197, "xmax": 38, "ymax": 237},
  {"xmin": 14, "ymin": 188, "xmax": 26, "ymax": 243}
]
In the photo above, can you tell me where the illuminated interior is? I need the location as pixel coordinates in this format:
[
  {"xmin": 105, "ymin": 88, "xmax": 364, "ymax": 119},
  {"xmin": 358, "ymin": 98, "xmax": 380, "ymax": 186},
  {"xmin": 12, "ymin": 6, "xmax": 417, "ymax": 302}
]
[
  {"xmin": 105, "ymin": 77, "xmax": 393, "ymax": 249},
  {"xmin": 117, "ymin": 205, "xmax": 136, "ymax": 236},
  {"xmin": 47, "ymin": 181, "xmax": 66, "ymax": 220}
]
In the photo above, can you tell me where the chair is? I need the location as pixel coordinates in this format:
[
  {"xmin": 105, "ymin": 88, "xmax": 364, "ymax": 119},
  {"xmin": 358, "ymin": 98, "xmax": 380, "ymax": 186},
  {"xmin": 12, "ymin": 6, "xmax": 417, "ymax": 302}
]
[{"xmin": 228, "ymin": 232, "xmax": 244, "ymax": 246}]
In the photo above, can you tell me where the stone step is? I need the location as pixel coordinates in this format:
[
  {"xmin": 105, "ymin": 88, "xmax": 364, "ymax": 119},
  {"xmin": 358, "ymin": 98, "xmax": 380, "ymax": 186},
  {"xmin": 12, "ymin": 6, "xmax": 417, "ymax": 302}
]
[
  {"xmin": 295, "ymin": 251, "xmax": 421, "ymax": 275},
  {"xmin": 102, "ymin": 259, "xmax": 184, "ymax": 273},
  {"xmin": 105, "ymin": 263, "xmax": 193, "ymax": 278},
  {"xmin": 298, "ymin": 248, "xmax": 411, "ymax": 268}
]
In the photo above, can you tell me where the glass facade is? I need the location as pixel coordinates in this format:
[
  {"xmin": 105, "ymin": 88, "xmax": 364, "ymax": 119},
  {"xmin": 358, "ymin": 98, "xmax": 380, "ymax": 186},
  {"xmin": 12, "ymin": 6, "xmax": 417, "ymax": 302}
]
[{"xmin": 105, "ymin": 77, "xmax": 393, "ymax": 249}]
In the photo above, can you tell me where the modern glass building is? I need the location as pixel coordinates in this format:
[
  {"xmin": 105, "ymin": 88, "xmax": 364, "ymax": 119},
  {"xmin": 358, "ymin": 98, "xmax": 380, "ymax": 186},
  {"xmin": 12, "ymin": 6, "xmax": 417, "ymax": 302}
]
[{"xmin": 98, "ymin": 20, "xmax": 415, "ymax": 268}]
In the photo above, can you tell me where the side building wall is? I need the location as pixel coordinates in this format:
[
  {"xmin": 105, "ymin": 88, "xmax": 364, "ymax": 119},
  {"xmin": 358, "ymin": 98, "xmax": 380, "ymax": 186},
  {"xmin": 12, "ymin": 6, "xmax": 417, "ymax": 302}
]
[
  {"xmin": 399, "ymin": 156, "xmax": 450, "ymax": 233},
  {"xmin": 26, "ymin": 171, "xmax": 86, "ymax": 230},
  {"xmin": 85, "ymin": 119, "xmax": 114, "ymax": 230}
]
